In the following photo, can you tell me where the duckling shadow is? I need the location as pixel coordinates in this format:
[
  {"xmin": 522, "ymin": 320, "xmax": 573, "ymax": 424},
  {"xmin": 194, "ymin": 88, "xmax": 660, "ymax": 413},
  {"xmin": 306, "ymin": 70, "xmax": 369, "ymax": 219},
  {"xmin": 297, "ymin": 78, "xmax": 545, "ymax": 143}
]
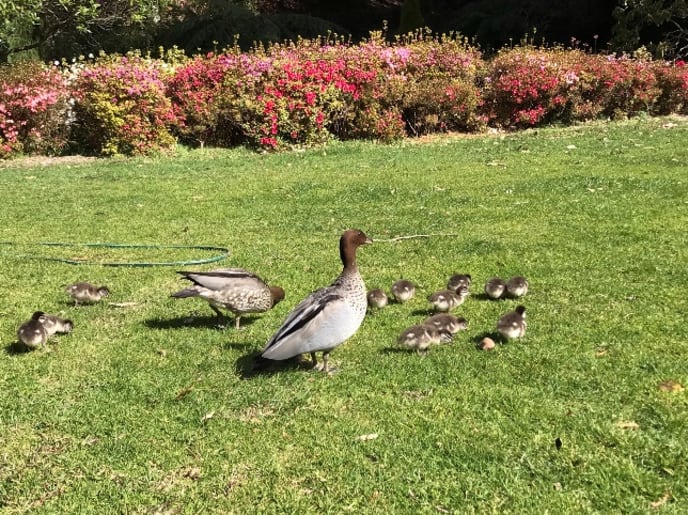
[
  {"xmin": 4, "ymin": 341, "xmax": 30, "ymax": 355},
  {"xmin": 474, "ymin": 293, "xmax": 504, "ymax": 302},
  {"xmin": 409, "ymin": 308, "xmax": 435, "ymax": 317},
  {"xmin": 380, "ymin": 346, "xmax": 414, "ymax": 355},
  {"xmin": 236, "ymin": 352, "xmax": 312, "ymax": 379}
]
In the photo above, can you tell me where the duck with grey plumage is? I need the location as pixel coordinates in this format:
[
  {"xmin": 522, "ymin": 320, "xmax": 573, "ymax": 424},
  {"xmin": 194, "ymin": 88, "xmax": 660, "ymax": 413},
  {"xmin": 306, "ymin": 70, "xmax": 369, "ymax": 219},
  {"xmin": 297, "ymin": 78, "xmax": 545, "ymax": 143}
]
[{"xmin": 260, "ymin": 229, "xmax": 372, "ymax": 373}]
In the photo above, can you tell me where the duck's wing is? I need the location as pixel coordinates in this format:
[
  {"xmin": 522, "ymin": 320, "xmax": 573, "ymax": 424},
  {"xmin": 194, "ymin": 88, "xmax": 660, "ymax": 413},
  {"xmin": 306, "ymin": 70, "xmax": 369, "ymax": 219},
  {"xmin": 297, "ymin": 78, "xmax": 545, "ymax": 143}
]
[
  {"xmin": 262, "ymin": 285, "xmax": 358, "ymax": 359},
  {"xmin": 177, "ymin": 268, "xmax": 265, "ymax": 292}
]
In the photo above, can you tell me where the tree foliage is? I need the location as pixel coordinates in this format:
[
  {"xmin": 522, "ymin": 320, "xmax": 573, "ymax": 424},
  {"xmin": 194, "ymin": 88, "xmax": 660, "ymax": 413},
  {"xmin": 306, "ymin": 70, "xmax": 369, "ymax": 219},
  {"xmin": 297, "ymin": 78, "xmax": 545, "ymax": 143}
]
[{"xmin": 612, "ymin": 0, "xmax": 688, "ymax": 58}]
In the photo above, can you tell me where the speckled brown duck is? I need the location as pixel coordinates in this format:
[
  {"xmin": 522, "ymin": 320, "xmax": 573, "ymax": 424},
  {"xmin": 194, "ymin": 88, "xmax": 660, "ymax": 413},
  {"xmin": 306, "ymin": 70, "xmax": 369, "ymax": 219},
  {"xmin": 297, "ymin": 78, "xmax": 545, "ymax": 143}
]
[{"xmin": 172, "ymin": 268, "xmax": 285, "ymax": 329}]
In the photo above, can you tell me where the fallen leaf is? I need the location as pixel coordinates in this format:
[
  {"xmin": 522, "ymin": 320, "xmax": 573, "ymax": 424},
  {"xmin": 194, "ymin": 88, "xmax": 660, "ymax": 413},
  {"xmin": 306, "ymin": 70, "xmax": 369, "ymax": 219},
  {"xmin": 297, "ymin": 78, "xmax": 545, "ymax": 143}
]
[
  {"xmin": 616, "ymin": 420, "xmax": 639, "ymax": 430},
  {"xmin": 658, "ymin": 380, "xmax": 684, "ymax": 393},
  {"xmin": 156, "ymin": 348, "xmax": 167, "ymax": 358},
  {"xmin": 595, "ymin": 348, "xmax": 609, "ymax": 357},
  {"xmin": 566, "ymin": 144, "xmax": 576, "ymax": 149},
  {"xmin": 650, "ymin": 491, "xmax": 671, "ymax": 509},
  {"xmin": 553, "ymin": 482, "xmax": 563, "ymax": 491},
  {"xmin": 175, "ymin": 386, "xmax": 194, "ymax": 400},
  {"xmin": 201, "ymin": 411, "xmax": 215, "ymax": 423},
  {"xmin": 357, "ymin": 433, "xmax": 379, "ymax": 442},
  {"xmin": 109, "ymin": 301, "xmax": 139, "ymax": 308},
  {"xmin": 183, "ymin": 467, "xmax": 202, "ymax": 480}
]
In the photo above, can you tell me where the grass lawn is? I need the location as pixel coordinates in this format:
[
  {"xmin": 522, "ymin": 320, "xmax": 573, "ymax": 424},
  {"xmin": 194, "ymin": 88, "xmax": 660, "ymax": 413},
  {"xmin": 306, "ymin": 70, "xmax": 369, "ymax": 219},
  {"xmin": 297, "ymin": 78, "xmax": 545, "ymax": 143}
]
[{"xmin": 1, "ymin": 116, "xmax": 687, "ymax": 513}]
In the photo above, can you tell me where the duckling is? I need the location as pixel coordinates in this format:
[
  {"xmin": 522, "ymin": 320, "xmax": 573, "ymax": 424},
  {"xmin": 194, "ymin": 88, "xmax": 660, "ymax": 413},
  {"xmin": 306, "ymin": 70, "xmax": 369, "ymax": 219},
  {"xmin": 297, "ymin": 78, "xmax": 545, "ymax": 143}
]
[
  {"xmin": 497, "ymin": 305, "xmax": 527, "ymax": 341},
  {"xmin": 506, "ymin": 276, "xmax": 529, "ymax": 298},
  {"xmin": 17, "ymin": 314, "xmax": 49, "ymax": 350},
  {"xmin": 428, "ymin": 286, "xmax": 469, "ymax": 312},
  {"xmin": 447, "ymin": 273, "xmax": 471, "ymax": 291},
  {"xmin": 484, "ymin": 277, "xmax": 507, "ymax": 300},
  {"xmin": 391, "ymin": 279, "xmax": 415, "ymax": 303},
  {"xmin": 367, "ymin": 288, "xmax": 388, "ymax": 309},
  {"xmin": 397, "ymin": 324, "xmax": 451, "ymax": 354},
  {"xmin": 422, "ymin": 313, "xmax": 468, "ymax": 335},
  {"xmin": 66, "ymin": 282, "xmax": 110, "ymax": 305},
  {"xmin": 32, "ymin": 311, "xmax": 73, "ymax": 337}
]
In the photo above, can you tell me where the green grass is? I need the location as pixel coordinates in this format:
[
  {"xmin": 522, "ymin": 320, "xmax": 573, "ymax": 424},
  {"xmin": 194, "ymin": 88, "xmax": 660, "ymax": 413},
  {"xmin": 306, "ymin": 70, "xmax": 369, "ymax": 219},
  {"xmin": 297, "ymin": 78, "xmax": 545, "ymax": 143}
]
[{"xmin": 1, "ymin": 116, "xmax": 688, "ymax": 513}]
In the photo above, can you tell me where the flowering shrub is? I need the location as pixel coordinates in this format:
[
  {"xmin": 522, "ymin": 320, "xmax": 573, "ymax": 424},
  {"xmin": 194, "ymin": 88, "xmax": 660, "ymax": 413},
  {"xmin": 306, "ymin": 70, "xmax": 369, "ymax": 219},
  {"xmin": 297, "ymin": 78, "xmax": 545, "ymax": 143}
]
[
  {"xmin": 3, "ymin": 37, "xmax": 688, "ymax": 158},
  {"xmin": 72, "ymin": 53, "xmax": 177, "ymax": 156},
  {"xmin": 0, "ymin": 62, "xmax": 71, "ymax": 158},
  {"xmin": 652, "ymin": 60, "xmax": 688, "ymax": 115},
  {"xmin": 578, "ymin": 54, "xmax": 660, "ymax": 120},
  {"xmin": 483, "ymin": 47, "xmax": 580, "ymax": 128},
  {"xmin": 483, "ymin": 47, "xmax": 673, "ymax": 128}
]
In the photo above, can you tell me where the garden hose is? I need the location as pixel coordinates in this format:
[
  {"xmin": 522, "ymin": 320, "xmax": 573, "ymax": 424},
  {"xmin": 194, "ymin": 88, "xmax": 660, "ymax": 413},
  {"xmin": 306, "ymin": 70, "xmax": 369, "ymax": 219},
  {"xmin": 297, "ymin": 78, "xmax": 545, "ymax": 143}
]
[{"xmin": 0, "ymin": 242, "xmax": 230, "ymax": 267}]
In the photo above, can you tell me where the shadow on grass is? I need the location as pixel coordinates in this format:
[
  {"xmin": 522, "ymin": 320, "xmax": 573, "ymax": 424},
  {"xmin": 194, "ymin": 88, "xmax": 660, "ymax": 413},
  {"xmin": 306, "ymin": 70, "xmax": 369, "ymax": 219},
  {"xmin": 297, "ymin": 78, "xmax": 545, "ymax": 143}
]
[
  {"xmin": 4, "ymin": 341, "xmax": 30, "ymax": 355},
  {"xmin": 473, "ymin": 293, "xmax": 506, "ymax": 302},
  {"xmin": 379, "ymin": 346, "xmax": 416, "ymax": 354},
  {"xmin": 409, "ymin": 308, "xmax": 435, "ymax": 317},
  {"xmin": 235, "ymin": 351, "xmax": 315, "ymax": 379},
  {"xmin": 144, "ymin": 314, "xmax": 260, "ymax": 331}
]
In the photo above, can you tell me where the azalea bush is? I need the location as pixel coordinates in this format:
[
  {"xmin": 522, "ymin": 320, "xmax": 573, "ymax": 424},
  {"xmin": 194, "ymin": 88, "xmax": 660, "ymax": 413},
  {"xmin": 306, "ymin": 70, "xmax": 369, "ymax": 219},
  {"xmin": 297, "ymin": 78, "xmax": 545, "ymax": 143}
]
[
  {"xmin": 3, "ymin": 35, "xmax": 688, "ymax": 158},
  {"xmin": 0, "ymin": 62, "xmax": 71, "ymax": 158},
  {"xmin": 652, "ymin": 59, "xmax": 688, "ymax": 115},
  {"xmin": 483, "ymin": 47, "xmax": 681, "ymax": 129},
  {"xmin": 389, "ymin": 33, "xmax": 486, "ymax": 134},
  {"xmin": 72, "ymin": 53, "xmax": 178, "ymax": 156}
]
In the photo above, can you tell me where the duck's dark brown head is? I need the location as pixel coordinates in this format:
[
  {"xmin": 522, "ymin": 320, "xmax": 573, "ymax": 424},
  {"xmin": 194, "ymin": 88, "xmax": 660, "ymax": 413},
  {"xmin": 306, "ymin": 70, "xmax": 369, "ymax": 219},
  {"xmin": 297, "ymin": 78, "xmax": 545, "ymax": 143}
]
[
  {"xmin": 31, "ymin": 311, "xmax": 46, "ymax": 321},
  {"xmin": 270, "ymin": 286, "xmax": 285, "ymax": 306},
  {"xmin": 515, "ymin": 305, "xmax": 526, "ymax": 317},
  {"xmin": 339, "ymin": 229, "xmax": 373, "ymax": 269}
]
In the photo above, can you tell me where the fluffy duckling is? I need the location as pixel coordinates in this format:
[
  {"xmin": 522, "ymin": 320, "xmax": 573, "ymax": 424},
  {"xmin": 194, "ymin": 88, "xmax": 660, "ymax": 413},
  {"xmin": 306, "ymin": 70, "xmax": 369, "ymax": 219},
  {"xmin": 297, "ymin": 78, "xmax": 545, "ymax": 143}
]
[
  {"xmin": 33, "ymin": 311, "xmax": 73, "ymax": 337},
  {"xmin": 422, "ymin": 313, "xmax": 468, "ymax": 336},
  {"xmin": 484, "ymin": 277, "xmax": 507, "ymax": 300},
  {"xmin": 172, "ymin": 268, "xmax": 285, "ymax": 329},
  {"xmin": 428, "ymin": 286, "xmax": 469, "ymax": 312},
  {"xmin": 261, "ymin": 229, "xmax": 372, "ymax": 372},
  {"xmin": 367, "ymin": 288, "xmax": 388, "ymax": 309},
  {"xmin": 391, "ymin": 279, "xmax": 415, "ymax": 303},
  {"xmin": 397, "ymin": 324, "xmax": 451, "ymax": 354},
  {"xmin": 506, "ymin": 276, "xmax": 529, "ymax": 298},
  {"xmin": 17, "ymin": 314, "xmax": 49, "ymax": 350},
  {"xmin": 497, "ymin": 305, "xmax": 527, "ymax": 341},
  {"xmin": 447, "ymin": 273, "xmax": 471, "ymax": 291},
  {"xmin": 66, "ymin": 282, "xmax": 110, "ymax": 305}
]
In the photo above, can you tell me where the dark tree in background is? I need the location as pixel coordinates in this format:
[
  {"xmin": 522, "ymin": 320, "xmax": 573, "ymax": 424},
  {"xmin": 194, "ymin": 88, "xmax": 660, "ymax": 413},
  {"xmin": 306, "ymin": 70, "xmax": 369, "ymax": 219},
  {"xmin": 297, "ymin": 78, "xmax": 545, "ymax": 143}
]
[{"xmin": 1, "ymin": 0, "xmax": 686, "ymax": 61}]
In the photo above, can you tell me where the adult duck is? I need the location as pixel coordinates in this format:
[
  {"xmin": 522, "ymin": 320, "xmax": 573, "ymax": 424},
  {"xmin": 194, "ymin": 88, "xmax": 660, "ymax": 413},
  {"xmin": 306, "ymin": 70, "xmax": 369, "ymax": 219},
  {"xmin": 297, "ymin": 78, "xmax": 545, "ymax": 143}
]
[
  {"xmin": 261, "ymin": 229, "xmax": 372, "ymax": 372},
  {"xmin": 171, "ymin": 268, "xmax": 284, "ymax": 329}
]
